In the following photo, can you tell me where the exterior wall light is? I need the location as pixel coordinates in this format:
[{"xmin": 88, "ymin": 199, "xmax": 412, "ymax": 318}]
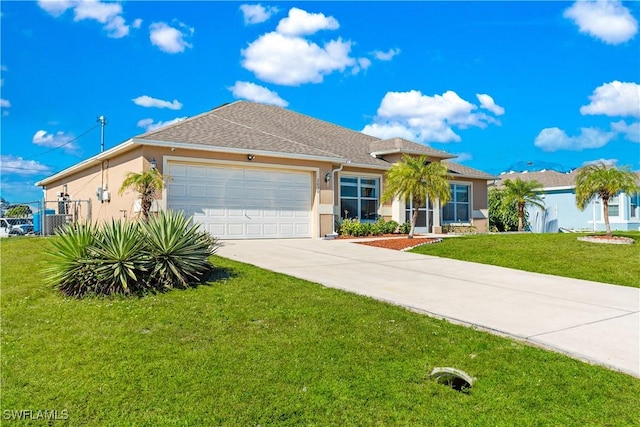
[
  {"xmin": 150, "ymin": 158, "xmax": 157, "ymax": 170},
  {"xmin": 247, "ymin": 154, "xmax": 255, "ymax": 161},
  {"xmin": 325, "ymin": 172, "xmax": 332, "ymax": 183}
]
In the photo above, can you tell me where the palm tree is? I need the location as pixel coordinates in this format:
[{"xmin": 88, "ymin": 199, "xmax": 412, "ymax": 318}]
[
  {"xmin": 382, "ymin": 154, "xmax": 451, "ymax": 238},
  {"xmin": 501, "ymin": 178, "xmax": 545, "ymax": 232},
  {"xmin": 118, "ymin": 169, "xmax": 166, "ymax": 221},
  {"xmin": 575, "ymin": 162, "xmax": 639, "ymax": 237}
]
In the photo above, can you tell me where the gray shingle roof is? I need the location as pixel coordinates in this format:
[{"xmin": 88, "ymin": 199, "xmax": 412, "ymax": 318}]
[
  {"xmin": 369, "ymin": 138, "xmax": 456, "ymax": 159},
  {"xmin": 136, "ymin": 101, "xmax": 486, "ymax": 171},
  {"xmin": 497, "ymin": 170, "xmax": 578, "ymax": 188},
  {"xmin": 444, "ymin": 161, "xmax": 496, "ymax": 179}
]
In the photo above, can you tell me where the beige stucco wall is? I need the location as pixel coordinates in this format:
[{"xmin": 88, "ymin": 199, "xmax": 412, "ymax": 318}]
[
  {"xmin": 42, "ymin": 146, "xmax": 147, "ymax": 223},
  {"xmin": 40, "ymin": 146, "xmax": 491, "ymax": 236}
]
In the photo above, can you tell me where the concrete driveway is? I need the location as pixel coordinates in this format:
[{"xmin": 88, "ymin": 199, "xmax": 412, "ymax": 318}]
[{"xmin": 216, "ymin": 238, "xmax": 640, "ymax": 377}]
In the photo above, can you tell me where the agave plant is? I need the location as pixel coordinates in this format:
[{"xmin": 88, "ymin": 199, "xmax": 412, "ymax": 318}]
[
  {"xmin": 90, "ymin": 220, "xmax": 151, "ymax": 294},
  {"xmin": 140, "ymin": 210, "xmax": 217, "ymax": 289},
  {"xmin": 44, "ymin": 222, "xmax": 99, "ymax": 297}
]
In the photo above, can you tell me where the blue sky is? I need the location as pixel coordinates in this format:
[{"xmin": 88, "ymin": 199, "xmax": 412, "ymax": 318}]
[{"xmin": 1, "ymin": 0, "xmax": 639, "ymax": 203}]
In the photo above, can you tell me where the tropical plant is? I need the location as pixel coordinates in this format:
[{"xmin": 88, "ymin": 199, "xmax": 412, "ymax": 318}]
[
  {"xmin": 140, "ymin": 210, "xmax": 217, "ymax": 289},
  {"xmin": 501, "ymin": 178, "xmax": 545, "ymax": 232},
  {"xmin": 382, "ymin": 155, "xmax": 451, "ymax": 238},
  {"xmin": 44, "ymin": 223, "xmax": 99, "ymax": 297},
  {"xmin": 91, "ymin": 220, "xmax": 151, "ymax": 294},
  {"xmin": 45, "ymin": 211, "xmax": 216, "ymax": 297},
  {"xmin": 119, "ymin": 169, "xmax": 166, "ymax": 221},
  {"xmin": 575, "ymin": 162, "xmax": 639, "ymax": 237},
  {"xmin": 5, "ymin": 205, "xmax": 32, "ymax": 218},
  {"xmin": 488, "ymin": 187, "xmax": 520, "ymax": 232}
]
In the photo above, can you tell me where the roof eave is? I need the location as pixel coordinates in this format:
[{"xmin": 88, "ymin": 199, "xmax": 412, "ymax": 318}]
[
  {"xmin": 136, "ymin": 139, "xmax": 348, "ymax": 164},
  {"xmin": 370, "ymin": 148, "xmax": 456, "ymax": 159},
  {"xmin": 35, "ymin": 139, "xmax": 137, "ymax": 187}
]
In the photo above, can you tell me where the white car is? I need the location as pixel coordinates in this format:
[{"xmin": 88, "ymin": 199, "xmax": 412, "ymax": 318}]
[{"xmin": 0, "ymin": 218, "xmax": 34, "ymax": 237}]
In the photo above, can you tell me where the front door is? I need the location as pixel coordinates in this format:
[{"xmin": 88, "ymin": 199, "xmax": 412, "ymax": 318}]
[{"xmin": 405, "ymin": 199, "xmax": 433, "ymax": 234}]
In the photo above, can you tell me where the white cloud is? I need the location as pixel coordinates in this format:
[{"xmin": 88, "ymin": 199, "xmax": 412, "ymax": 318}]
[
  {"xmin": 32, "ymin": 130, "xmax": 78, "ymax": 153},
  {"xmin": 0, "ymin": 99, "xmax": 10, "ymax": 108},
  {"xmin": 0, "ymin": 155, "xmax": 51, "ymax": 176},
  {"xmin": 564, "ymin": 0, "xmax": 637, "ymax": 45},
  {"xmin": 580, "ymin": 81, "xmax": 640, "ymax": 117},
  {"xmin": 37, "ymin": 0, "xmax": 73, "ymax": 17},
  {"xmin": 149, "ymin": 22, "xmax": 193, "ymax": 53},
  {"xmin": 534, "ymin": 127, "xmax": 616, "ymax": 152},
  {"xmin": 361, "ymin": 123, "xmax": 420, "ymax": 142},
  {"xmin": 276, "ymin": 7, "xmax": 339, "ymax": 37},
  {"xmin": 242, "ymin": 32, "xmax": 355, "ymax": 85},
  {"xmin": 373, "ymin": 48, "xmax": 401, "ymax": 61},
  {"xmin": 450, "ymin": 152, "xmax": 473, "ymax": 163},
  {"xmin": 240, "ymin": 4, "xmax": 278, "ymax": 25},
  {"xmin": 476, "ymin": 93, "xmax": 505, "ymax": 116},
  {"xmin": 132, "ymin": 18, "xmax": 142, "ymax": 29},
  {"xmin": 132, "ymin": 95, "xmax": 183, "ymax": 110},
  {"xmin": 363, "ymin": 90, "xmax": 503, "ymax": 143},
  {"xmin": 582, "ymin": 158, "xmax": 618, "ymax": 166},
  {"xmin": 137, "ymin": 117, "xmax": 187, "ymax": 132},
  {"xmin": 352, "ymin": 57, "xmax": 372, "ymax": 75},
  {"xmin": 611, "ymin": 120, "xmax": 640, "ymax": 142},
  {"xmin": 39, "ymin": 0, "xmax": 133, "ymax": 38},
  {"xmin": 228, "ymin": 81, "xmax": 288, "ymax": 107}
]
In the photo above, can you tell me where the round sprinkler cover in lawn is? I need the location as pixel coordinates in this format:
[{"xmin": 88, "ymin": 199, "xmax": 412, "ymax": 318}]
[{"xmin": 430, "ymin": 367, "xmax": 474, "ymax": 392}]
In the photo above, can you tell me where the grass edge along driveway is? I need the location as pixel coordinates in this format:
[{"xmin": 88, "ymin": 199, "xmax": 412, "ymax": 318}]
[
  {"xmin": 2, "ymin": 237, "xmax": 639, "ymax": 425},
  {"xmin": 410, "ymin": 231, "xmax": 640, "ymax": 288}
]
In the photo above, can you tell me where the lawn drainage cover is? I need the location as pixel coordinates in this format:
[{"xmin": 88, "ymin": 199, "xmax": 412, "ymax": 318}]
[{"xmin": 430, "ymin": 367, "xmax": 474, "ymax": 392}]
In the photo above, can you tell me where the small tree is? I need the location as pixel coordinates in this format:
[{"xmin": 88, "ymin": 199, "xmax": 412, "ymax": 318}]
[
  {"xmin": 382, "ymin": 155, "xmax": 451, "ymax": 238},
  {"xmin": 575, "ymin": 162, "xmax": 639, "ymax": 237},
  {"xmin": 119, "ymin": 169, "xmax": 166, "ymax": 221},
  {"xmin": 488, "ymin": 187, "xmax": 520, "ymax": 232},
  {"xmin": 5, "ymin": 205, "xmax": 32, "ymax": 218},
  {"xmin": 501, "ymin": 178, "xmax": 545, "ymax": 232}
]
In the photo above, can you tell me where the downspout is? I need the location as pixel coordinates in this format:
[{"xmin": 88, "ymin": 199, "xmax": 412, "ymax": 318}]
[
  {"xmin": 41, "ymin": 186, "xmax": 46, "ymax": 236},
  {"xmin": 330, "ymin": 163, "xmax": 346, "ymax": 236}
]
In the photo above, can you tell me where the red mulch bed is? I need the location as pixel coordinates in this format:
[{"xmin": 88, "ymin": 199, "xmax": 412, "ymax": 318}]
[{"xmin": 337, "ymin": 235, "xmax": 441, "ymax": 251}]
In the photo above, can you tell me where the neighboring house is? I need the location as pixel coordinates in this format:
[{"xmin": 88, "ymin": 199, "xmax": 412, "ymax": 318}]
[
  {"xmin": 36, "ymin": 101, "xmax": 494, "ymax": 239},
  {"xmin": 496, "ymin": 170, "xmax": 640, "ymax": 232}
]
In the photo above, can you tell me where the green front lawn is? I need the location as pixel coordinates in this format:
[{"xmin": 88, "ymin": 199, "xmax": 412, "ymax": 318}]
[
  {"xmin": 2, "ymin": 237, "xmax": 639, "ymax": 425},
  {"xmin": 411, "ymin": 232, "xmax": 640, "ymax": 288}
]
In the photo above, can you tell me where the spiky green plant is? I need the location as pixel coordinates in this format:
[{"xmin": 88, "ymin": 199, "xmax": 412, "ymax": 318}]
[
  {"xmin": 44, "ymin": 222, "xmax": 99, "ymax": 297},
  {"xmin": 90, "ymin": 220, "xmax": 150, "ymax": 294},
  {"xmin": 575, "ymin": 162, "xmax": 639, "ymax": 237},
  {"xmin": 382, "ymin": 155, "xmax": 451, "ymax": 238},
  {"xmin": 140, "ymin": 210, "xmax": 217, "ymax": 289}
]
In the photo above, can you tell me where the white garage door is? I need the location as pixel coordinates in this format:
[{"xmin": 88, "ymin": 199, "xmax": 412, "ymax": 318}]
[{"xmin": 166, "ymin": 162, "xmax": 313, "ymax": 239}]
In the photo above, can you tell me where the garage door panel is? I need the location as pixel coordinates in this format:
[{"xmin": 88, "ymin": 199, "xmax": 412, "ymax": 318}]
[{"xmin": 167, "ymin": 163, "xmax": 312, "ymax": 239}]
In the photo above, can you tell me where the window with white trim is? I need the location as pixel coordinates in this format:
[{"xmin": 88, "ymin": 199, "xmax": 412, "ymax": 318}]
[
  {"xmin": 607, "ymin": 195, "xmax": 620, "ymax": 217},
  {"xmin": 340, "ymin": 176, "xmax": 379, "ymax": 222},
  {"xmin": 442, "ymin": 184, "xmax": 470, "ymax": 223},
  {"xmin": 631, "ymin": 194, "xmax": 639, "ymax": 218}
]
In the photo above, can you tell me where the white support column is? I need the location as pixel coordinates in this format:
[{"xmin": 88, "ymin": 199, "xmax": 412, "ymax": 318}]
[{"xmin": 432, "ymin": 198, "xmax": 441, "ymax": 233}]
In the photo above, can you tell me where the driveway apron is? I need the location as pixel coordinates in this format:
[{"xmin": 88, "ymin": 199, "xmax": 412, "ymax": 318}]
[{"xmin": 216, "ymin": 238, "xmax": 640, "ymax": 377}]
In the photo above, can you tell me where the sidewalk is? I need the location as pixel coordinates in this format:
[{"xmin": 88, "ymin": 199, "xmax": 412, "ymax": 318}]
[{"xmin": 216, "ymin": 238, "xmax": 640, "ymax": 377}]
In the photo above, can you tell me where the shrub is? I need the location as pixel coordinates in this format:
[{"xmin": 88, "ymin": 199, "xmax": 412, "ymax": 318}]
[
  {"xmin": 45, "ymin": 211, "xmax": 217, "ymax": 297},
  {"xmin": 91, "ymin": 220, "xmax": 151, "ymax": 295},
  {"xmin": 384, "ymin": 220, "xmax": 399, "ymax": 234},
  {"xmin": 339, "ymin": 218, "xmax": 357, "ymax": 236},
  {"xmin": 398, "ymin": 222, "xmax": 411, "ymax": 234},
  {"xmin": 141, "ymin": 210, "xmax": 217, "ymax": 289},
  {"xmin": 45, "ymin": 223, "xmax": 99, "ymax": 297}
]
